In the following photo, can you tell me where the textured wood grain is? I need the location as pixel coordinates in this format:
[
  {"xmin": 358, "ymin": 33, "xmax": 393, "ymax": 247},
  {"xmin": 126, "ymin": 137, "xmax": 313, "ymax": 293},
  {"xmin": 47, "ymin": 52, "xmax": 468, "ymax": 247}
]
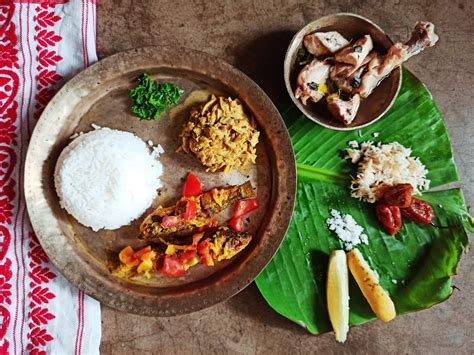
[{"xmin": 97, "ymin": 0, "xmax": 473, "ymax": 353}]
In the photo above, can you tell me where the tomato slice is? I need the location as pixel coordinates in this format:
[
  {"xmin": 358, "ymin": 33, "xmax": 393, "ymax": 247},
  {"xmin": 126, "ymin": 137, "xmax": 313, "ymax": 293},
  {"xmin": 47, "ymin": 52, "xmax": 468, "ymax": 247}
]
[
  {"xmin": 178, "ymin": 249, "xmax": 197, "ymax": 261},
  {"xmin": 161, "ymin": 255, "xmax": 186, "ymax": 277},
  {"xmin": 197, "ymin": 239, "xmax": 214, "ymax": 266},
  {"xmin": 191, "ymin": 233, "xmax": 204, "ymax": 246},
  {"xmin": 182, "ymin": 172, "xmax": 202, "ymax": 197},
  {"xmin": 228, "ymin": 217, "xmax": 244, "ymax": 232},
  {"xmin": 161, "ymin": 215, "xmax": 179, "ymax": 228},
  {"xmin": 233, "ymin": 199, "xmax": 259, "ymax": 218},
  {"xmin": 197, "ymin": 218, "xmax": 218, "ymax": 231},
  {"xmin": 184, "ymin": 200, "xmax": 197, "ymax": 221},
  {"xmin": 133, "ymin": 246, "xmax": 153, "ymax": 259},
  {"xmin": 118, "ymin": 246, "xmax": 139, "ymax": 267}
]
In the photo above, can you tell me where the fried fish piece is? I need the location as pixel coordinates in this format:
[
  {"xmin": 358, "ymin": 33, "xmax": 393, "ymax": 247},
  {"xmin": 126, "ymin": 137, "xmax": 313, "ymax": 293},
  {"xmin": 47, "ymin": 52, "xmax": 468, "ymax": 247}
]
[
  {"xmin": 139, "ymin": 181, "xmax": 256, "ymax": 242},
  {"xmin": 114, "ymin": 227, "xmax": 253, "ymax": 278},
  {"xmin": 165, "ymin": 227, "xmax": 253, "ymax": 266},
  {"xmin": 207, "ymin": 227, "xmax": 252, "ymax": 261}
]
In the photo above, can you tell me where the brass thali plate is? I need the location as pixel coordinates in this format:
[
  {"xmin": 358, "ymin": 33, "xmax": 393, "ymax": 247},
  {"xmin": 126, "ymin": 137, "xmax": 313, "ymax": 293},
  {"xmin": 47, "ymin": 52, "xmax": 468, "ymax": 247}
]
[{"xmin": 24, "ymin": 46, "xmax": 296, "ymax": 316}]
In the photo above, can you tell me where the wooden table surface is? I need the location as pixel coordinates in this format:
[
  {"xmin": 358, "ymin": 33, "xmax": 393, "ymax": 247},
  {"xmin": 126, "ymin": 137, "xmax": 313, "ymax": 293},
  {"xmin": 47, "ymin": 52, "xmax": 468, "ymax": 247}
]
[{"xmin": 96, "ymin": 1, "xmax": 473, "ymax": 353}]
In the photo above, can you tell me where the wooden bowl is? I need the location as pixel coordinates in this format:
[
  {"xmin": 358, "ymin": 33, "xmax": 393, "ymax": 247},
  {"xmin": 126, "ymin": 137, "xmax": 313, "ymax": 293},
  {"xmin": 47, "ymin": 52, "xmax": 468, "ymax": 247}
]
[{"xmin": 284, "ymin": 13, "xmax": 402, "ymax": 130}]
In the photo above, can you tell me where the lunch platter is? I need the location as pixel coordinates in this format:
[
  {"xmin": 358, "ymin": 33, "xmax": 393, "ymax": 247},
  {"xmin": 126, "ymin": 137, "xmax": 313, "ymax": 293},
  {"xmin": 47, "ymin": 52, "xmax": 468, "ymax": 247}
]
[
  {"xmin": 23, "ymin": 12, "xmax": 472, "ymax": 341},
  {"xmin": 24, "ymin": 46, "xmax": 296, "ymax": 316}
]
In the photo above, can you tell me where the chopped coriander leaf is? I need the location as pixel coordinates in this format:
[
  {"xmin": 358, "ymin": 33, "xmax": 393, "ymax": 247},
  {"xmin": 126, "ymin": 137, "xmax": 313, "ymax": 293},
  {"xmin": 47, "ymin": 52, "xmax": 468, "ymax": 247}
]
[
  {"xmin": 129, "ymin": 73, "xmax": 184, "ymax": 120},
  {"xmin": 354, "ymin": 45, "xmax": 363, "ymax": 53},
  {"xmin": 296, "ymin": 48, "xmax": 314, "ymax": 67}
]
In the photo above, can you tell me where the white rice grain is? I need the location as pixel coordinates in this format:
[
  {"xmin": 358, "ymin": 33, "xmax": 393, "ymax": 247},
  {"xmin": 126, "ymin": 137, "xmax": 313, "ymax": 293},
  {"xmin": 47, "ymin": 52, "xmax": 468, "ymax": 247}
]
[{"xmin": 55, "ymin": 127, "xmax": 163, "ymax": 231}]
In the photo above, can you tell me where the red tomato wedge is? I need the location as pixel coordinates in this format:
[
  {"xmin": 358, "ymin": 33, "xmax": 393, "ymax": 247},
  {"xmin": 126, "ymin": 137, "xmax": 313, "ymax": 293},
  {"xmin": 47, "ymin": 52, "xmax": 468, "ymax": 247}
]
[
  {"xmin": 197, "ymin": 218, "xmax": 218, "ymax": 232},
  {"xmin": 161, "ymin": 215, "xmax": 179, "ymax": 228},
  {"xmin": 182, "ymin": 172, "xmax": 202, "ymax": 197},
  {"xmin": 161, "ymin": 255, "xmax": 186, "ymax": 277},
  {"xmin": 178, "ymin": 249, "xmax": 197, "ymax": 261},
  {"xmin": 118, "ymin": 246, "xmax": 139, "ymax": 267},
  {"xmin": 133, "ymin": 246, "xmax": 153, "ymax": 259},
  {"xmin": 184, "ymin": 200, "xmax": 197, "ymax": 221},
  {"xmin": 191, "ymin": 233, "xmax": 204, "ymax": 246},
  {"xmin": 233, "ymin": 199, "xmax": 259, "ymax": 218},
  {"xmin": 228, "ymin": 217, "xmax": 244, "ymax": 232},
  {"xmin": 197, "ymin": 239, "xmax": 214, "ymax": 266}
]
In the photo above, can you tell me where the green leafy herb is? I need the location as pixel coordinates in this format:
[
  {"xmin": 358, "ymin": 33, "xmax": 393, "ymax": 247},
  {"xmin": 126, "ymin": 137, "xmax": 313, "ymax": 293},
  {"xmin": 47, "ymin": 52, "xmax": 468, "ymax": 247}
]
[
  {"xmin": 296, "ymin": 48, "xmax": 314, "ymax": 67},
  {"xmin": 128, "ymin": 73, "xmax": 184, "ymax": 120},
  {"xmin": 354, "ymin": 45, "xmax": 363, "ymax": 53}
]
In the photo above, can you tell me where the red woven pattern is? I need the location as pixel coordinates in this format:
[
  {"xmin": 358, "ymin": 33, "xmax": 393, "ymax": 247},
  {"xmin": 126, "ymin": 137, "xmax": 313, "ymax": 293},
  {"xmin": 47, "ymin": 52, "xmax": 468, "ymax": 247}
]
[{"xmin": 0, "ymin": 3, "xmax": 18, "ymax": 353}]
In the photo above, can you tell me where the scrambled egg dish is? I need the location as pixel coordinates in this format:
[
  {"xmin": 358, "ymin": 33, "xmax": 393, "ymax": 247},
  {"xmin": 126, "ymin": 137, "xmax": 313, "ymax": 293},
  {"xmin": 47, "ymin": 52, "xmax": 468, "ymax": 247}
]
[{"xmin": 180, "ymin": 95, "xmax": 260, "ymax": 173}]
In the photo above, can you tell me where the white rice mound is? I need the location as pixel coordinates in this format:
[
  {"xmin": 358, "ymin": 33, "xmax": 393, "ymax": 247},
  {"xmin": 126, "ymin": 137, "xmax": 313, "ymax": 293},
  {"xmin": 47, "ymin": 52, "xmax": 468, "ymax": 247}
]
[
  {"xmin": 346, "ymin": 141, "xmax": 430, "ymax": 203},
  {"xmin": 55, "ymin": 127, "xmax": 163, "ymax": 231}
]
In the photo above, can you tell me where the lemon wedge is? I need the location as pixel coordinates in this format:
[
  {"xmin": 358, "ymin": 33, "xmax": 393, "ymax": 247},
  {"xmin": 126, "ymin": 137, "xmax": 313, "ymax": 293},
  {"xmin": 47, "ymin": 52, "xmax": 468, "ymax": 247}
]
[{"xmin": 326, "ymin": 250, "xmax": 349, "ymax": 342}]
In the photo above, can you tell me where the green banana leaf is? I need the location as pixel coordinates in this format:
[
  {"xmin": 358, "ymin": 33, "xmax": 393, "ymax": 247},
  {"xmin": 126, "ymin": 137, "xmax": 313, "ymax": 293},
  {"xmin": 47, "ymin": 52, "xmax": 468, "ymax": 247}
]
[{"xmin": 255, "ymin": 69, "xmax": 472, "ymax": 334}]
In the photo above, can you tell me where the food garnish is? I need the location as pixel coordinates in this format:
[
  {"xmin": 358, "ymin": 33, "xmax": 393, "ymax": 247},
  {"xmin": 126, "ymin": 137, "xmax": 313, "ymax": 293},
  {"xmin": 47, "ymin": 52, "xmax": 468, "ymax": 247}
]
[
  {"xmin": 346, "ymin": 141, "xmax": 429, "ymax": 203},
  {"xmin": 129, "ymin": 73, "xmax": 184, "ymax": 120},
  {"xmin": 139, "ymin": 181, "xmax": 256, "ymax": 242},
  {"xmin": 296, "ymin": 48, "xmax": 314, "ymax": 67},
  {"xmin": 161, "ymin": 255, "xmax": 186, "ymax": 277},
  {"xmin": 114, "ymin": 246, "xmax": 157, "ymax": 279},
  {"xmin": 180, "ymin": 95, "xmax": 260, "ymax": 173},
  {"xmin": 326, "ymin": 250, "xmax": 349, "ymax": 343},
  {"xmin": 326, "ymin": 209, "xmax": 368, "ymax": 250},
  {"xmin": 228, "ymin": 217, "xmax": 244, "ymax": 232},
  {"xmin": 182, "ymin": 172, "xmax": 202, "ymax": 197},
  {"xmin": 346, "ymin": 249, "xmax": 396, "ymax": 322},
  {"xmin": 233, "ymin": 199, "xmax": 259, "ymax": 219},
  {"xmin": 294, "ymin": 22, "xmax": 439, "ymax": 125},
  {"xmin": 228, "ymin": 198, "xmax": 259, "ymax": 231}
]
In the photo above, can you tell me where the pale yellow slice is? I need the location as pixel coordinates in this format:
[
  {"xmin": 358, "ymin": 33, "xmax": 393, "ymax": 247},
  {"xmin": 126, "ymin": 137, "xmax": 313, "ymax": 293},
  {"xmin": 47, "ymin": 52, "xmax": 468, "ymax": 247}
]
[
  {"xmin": 326, "ymin": 250, "xmax": 350, "ymax": 343},
  {"xmin": 347, "ymin": 249, "xmax": 396, "ymax": 322}
]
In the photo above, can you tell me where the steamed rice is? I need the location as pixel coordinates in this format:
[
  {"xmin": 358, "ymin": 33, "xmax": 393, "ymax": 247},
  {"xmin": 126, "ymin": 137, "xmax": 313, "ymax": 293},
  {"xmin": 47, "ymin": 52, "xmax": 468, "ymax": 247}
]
[
  {"xmin": 346, "ymin": 141, "xmax": 429, "ymax": 203},
  {"xmin": 55, "ymin": 127, "xmax": 163, "ymax": 231}
]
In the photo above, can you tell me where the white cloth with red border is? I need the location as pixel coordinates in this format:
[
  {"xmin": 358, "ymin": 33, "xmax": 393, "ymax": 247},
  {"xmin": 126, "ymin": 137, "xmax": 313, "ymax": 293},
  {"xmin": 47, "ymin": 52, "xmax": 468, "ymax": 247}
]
[{"xmin": 0, "ymin": 1, "xmax": 101, "ymax": 354}]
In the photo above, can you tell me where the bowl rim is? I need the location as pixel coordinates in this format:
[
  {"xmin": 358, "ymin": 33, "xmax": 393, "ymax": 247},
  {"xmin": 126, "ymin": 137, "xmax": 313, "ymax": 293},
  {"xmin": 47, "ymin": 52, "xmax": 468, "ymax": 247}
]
[{"xmin": 284, "ymin": 12, "xmax": 403, "ymax": 131}]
